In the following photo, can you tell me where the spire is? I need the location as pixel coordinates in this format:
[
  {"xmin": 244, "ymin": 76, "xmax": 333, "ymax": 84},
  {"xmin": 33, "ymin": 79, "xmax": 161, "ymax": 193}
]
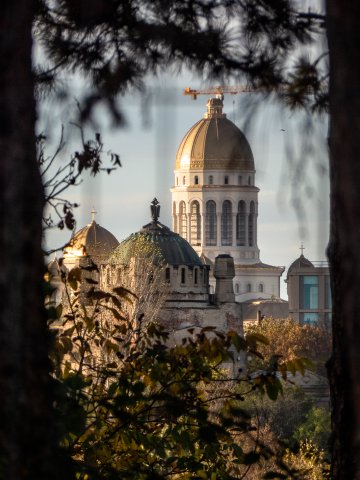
[{"xmin": 150, "ymin": 198, "xmax": 160, "ymax": 223}]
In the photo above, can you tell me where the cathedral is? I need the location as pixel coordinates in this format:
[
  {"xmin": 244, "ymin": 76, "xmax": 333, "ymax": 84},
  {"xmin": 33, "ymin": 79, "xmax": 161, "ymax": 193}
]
[
  {"xmin": 171, "ymin": 96, "xmax": 284, "ymax": 302},
  {"xmin": 50, "ymin": 95, "xmax": 290, "ymax": 341}
]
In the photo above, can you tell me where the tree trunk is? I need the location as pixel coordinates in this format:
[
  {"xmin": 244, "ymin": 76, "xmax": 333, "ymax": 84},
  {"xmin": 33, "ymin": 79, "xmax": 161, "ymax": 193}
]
[
  {"xmin": 0, "ymin": 3, "xmax": 60, "ymax": 478},
  {"xmin": 327, "ymin": 2, "xmax": 360, "ymax": 478}
]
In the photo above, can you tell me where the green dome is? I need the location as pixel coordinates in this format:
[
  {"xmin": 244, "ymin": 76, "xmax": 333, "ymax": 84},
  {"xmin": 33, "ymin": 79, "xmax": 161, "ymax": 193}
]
[{"xmin": 109, "ymin": 220, "xmax": 203, "ymax": 267}]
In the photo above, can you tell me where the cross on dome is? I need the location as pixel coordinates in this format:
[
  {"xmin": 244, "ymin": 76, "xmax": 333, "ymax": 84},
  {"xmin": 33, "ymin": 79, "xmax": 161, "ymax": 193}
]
[
  {"xmin": 300, "ymin": 242, "xmax": 305, "ymax": 255},
  {"xmin": 91, "ymin": 207, "xmax": 97, "ymax": 223},
  {"xmin": 150, "ymin": 198, "xmax": 160, "ymax": 222}
]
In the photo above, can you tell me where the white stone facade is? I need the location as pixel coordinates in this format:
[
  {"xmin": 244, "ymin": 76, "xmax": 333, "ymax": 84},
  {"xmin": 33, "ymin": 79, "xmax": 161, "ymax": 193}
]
[{"xmin": 171, "ymin": 97, "xmax": 284, "ymax": 302}]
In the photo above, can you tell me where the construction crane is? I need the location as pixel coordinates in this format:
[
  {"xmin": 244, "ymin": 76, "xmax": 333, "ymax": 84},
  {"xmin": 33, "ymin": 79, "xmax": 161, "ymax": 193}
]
[{"xmin": 184, "ymin": 85, "xmax": 256, "ymax": 100}]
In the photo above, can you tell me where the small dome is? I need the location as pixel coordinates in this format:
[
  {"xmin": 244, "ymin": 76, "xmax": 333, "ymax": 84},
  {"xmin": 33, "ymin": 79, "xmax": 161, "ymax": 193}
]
[
  {"xmin": 176, "ymin": 97, "xmax": 254, "ymax": 171},
  {"xmin": 109, "ymin": 199, "xmax": 202, "ymax": 267},
  {"xmin": 288, "ymin": 254, "xmax": 314, "ymax": 273},
  {"xmin": 64, "ymin": 220, "xmax": 119, "ymax": 259},
  {"xmin": 110, "ymin": 222, "xmax": 203, "ymax": 267}
]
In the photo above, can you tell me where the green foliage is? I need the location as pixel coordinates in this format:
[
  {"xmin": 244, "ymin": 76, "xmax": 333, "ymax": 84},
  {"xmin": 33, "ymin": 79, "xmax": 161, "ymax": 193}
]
[
  {"xmin": 47, "ymin": 265, "xmax": 312, "ymax": 479},
  {"xmin": 293, "ymin": 407, "xmax": 331, "ymax": 454}
]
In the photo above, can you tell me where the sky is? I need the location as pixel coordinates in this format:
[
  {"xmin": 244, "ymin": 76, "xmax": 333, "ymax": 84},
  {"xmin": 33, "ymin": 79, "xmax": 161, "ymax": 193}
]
[{"xmin": 43, "ymin": 74, "xmax": 330, "ymax": 300}]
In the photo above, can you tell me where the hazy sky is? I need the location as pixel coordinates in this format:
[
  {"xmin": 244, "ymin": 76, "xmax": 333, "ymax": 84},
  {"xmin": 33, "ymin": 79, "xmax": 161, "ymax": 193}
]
[{"xmin": 44, "ymin": 74, "xmax": 329, "ymax": 299}]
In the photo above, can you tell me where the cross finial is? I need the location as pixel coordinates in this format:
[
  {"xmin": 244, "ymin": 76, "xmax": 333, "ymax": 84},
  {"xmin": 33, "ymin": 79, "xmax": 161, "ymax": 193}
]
[
  {"xmin": 91, "ymin": 207, "xmax": 97, "ymax": 222},
  {"xmin": 300, "ymin": 242, "xmax": 305, "ymax": 255},
  {"xmin": 150, "ymin": 198, "xmax": 160, "ymax": 222}
]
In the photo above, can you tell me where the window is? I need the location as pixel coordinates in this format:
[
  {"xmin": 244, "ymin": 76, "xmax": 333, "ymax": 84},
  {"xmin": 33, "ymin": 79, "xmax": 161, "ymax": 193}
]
[
  {"xmin": 247, "ymin": 283, "xmax": 251, "ymax": 292},
  {"xmin": 205, "ymin": 200, "xmax": 217, "ymax": 246},
  {"xmin": 179, "ymin": 201, "xmax": 187, "ymax": 238},
  {"xmin": 176, "ymin": 177, "xmax": 178, "ymax": 185},
  {"xmin": 224, "ymin": 175, "xmax": 229, "ymax": 185},
  {"xmin": 248, "ymin": 201, "xmax": 255, "ymax": 246},
  {"xmin": 194, "ymin": 268, "xmax": 198, "ymax": 285},
  {"xmin": 181, "ymin": 268, "xmax": 186, "ymax": 284},
  {"xmin": 194, "ymin": 175, "xmax": 199, "ymax": 185},
  {"xmin": 259, "ymin": 283, "xmax": 264, "ymax": 293},
  {"xmin": 221, "ymin": 200, "xmax": 232, "ymax": 246},
  {"xmin": 238, "ymin": 175, "xmax": 242, "ymax": 185},
  {"xmin": 235, "ymin": 283, "xmax": 239, "ymax": 294},
  {"xmin": 165, "ymin": 268, "xmax": 171, "ymax": 282},
  {"xmin": 182, "ymin": 176, "xmax": 186, "ymax": 185},
  {"xmin": 300, "ymin": 276, "xmax": 319, "ymax": 309},
  {"xmin": 236, "ymin": 200, "xmax": 246, "ymax": 246},
  {"xmin": 325, "ymin": 275, "xmax": 332, "ymax": 309},
  {"xmin": 209, "ymin": 175, "xmax": 213, "ymax": 184},
  {"xmin": 248, "ymin": 176, "xmax": 251, "ymax": 185},
  {"xmin": 301, "ymin": 312, "xmax": 319, "ymax": 326},
  {"xmin": 190, "ymin": 201, "xmax": 201, "ymax": 245}
]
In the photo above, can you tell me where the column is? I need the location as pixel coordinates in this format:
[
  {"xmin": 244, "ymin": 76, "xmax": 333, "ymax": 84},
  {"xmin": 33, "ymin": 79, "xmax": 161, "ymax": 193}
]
[
  {"xmin": 232, "ymin": 213, "xmax": 237, "ymax": 246},
  {"xmin": 187, "ymin": 213, "xmax": 191, "ymax": 243},
  {"xmin": 216, "ymin": 212, "xmax": 221, "ymax": 247},
  {"xmin": 200, "ymin": 213, "xmax": 205, "ymax": 247}
]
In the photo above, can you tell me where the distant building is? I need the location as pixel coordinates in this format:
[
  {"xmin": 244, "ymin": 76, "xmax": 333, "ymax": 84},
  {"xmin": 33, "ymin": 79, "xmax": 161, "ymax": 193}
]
[
  {"xmin": 286, "ymin": 253, "xmax": 332, "ymax": 328},
  {"xmin": 170, "ymin": 96, "xmax": 285, "ymax": 302}
]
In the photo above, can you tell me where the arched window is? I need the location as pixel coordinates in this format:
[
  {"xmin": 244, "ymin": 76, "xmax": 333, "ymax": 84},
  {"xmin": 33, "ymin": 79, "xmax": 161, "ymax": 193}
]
[
  {"xmin": 205, "ymin": 200, "xmax": 217, "ymax": 246},
  {"xmin": 176, "ymin": 177, "xmax": 178, "ymax": 185},
  {"xmin": 248, "ymin": 201, "xmax": 255, "ymax": 246},
  {"xmin": 235, "ymin": 283, "xmax": 239, "ymax": 294},
  {"xmin": 221, "ymin": 200, "xmax": 232, "ymax": 246},
  {"xmin": 248, "ymin": 176, "xmax": 251, "ymax": 185},
  {"xmin": 179, "ymin": 201, "xmax": 187, "ymax": 238},
  {"xmin": 190, "ymin": 201, "xmax": 201, "ymax": 245},
  {"xmin": 224, "ymin": 175, "xmax": 229, "ymax": 185},
  {"xmin": 209, "ymin": 175, "xmax": 213, "ymax": 185},
  {"xmin": 183, "ymin": 176, "xmax": 186, "ymax": 185},
  {"xmin": 181, "ymin": 268, "xmax": 186, "ymax": 284},
  {"xmin": 247, "ymin": 283, "xmax": 252, "ymax": 292},
  {"xmin": 194, "ymin": 175, "xmax": 199, "ymax": 185},
  {"xmin": 238, "ymin": 175, "xmax": 242, "ymax": 185},
  {"xmin": 236, "ymin": 200, "xmax": 246, "ymax": 246},
  {"xmin": 259, "ymin": 283, "xmax": 264, "ymax": 293},
  {"xmin": 194, "ymin": 268, "xmax": 198, "ymax": 285}
]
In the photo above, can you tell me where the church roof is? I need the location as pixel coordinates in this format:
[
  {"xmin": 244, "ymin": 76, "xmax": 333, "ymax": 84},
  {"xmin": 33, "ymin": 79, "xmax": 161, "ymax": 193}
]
[
  {"xmin": 175, "ymin": 97, "xmax": 254, "ymax": 171},
  {"xmin": 287, "ymin": 254, "xmax": 314, "ymax": 273},
  {"xmin": 109, "ymin": 199, "xmax": 203, "ymax": 267},
  {"xmin": 64, "ymin": 220, "xmax": 119, "ymax": 258}
]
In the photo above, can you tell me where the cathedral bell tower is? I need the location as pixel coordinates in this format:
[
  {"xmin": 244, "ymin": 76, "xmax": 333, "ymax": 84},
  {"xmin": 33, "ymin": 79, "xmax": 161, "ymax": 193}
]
[
  {"xmin": 171, "ymin": 95, "xmax": 260, "ymax": 266},
  {"xmin": 171, "ymin": 95, "xmax": 284, "ymax": 302}
]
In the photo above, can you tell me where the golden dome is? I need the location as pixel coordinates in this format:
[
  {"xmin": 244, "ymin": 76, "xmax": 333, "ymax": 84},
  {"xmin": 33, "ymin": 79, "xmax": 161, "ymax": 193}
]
[
  {"xmin": 64, "ymin": 220, "xmax": 119, "ymax": 260},
  {"xmin": 176, "ymin": 97, "xmax": 254, "ymax": 171}
]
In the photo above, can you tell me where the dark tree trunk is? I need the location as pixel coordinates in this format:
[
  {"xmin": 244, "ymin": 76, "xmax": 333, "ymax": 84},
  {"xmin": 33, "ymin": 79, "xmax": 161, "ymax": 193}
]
[
  {"xmin": 327, "ymin": 2, "xmax": 360, "ymax": 478},
  {"xmin": 0, "ymin": 2, "xmax": 60, "ymax": 478}
]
